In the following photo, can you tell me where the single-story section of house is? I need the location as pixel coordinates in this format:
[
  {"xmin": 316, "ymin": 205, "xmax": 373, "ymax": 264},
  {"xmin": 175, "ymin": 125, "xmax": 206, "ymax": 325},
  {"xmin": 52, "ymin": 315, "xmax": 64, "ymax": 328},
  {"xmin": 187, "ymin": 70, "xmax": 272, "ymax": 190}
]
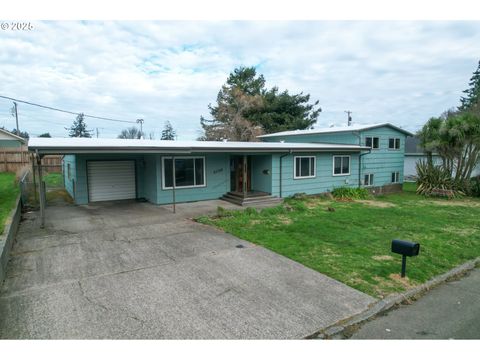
[
  {"xmin": 0, "ymin": 128, "xmax": 27, "ymax": 148},
  {"xmin": 29, "ymin": 137, "xmax": 370, "ymax": 205}
]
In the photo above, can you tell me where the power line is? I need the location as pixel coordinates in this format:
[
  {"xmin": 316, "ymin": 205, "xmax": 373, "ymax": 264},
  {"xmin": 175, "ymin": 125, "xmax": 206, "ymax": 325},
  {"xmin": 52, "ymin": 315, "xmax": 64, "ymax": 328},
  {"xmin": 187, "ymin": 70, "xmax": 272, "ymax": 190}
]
[{"xmin": 0, "ymin": 95, "xmax": 137, "ymax": 124}]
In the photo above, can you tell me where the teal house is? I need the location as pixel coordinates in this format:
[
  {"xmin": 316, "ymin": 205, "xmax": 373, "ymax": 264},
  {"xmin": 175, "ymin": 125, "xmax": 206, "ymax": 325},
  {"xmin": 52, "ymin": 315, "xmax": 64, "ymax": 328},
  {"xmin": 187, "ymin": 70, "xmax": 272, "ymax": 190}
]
[{"xmin": 28, "ymin": 123, "xmax": 412, "ymax": 206}]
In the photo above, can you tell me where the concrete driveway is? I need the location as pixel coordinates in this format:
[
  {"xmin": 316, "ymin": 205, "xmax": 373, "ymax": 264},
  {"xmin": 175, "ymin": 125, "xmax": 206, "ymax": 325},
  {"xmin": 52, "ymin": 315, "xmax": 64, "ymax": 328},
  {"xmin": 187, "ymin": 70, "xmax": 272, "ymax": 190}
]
[{"xmin": 0, "ymin": 200, "xmax": 374, "ymax": 339}]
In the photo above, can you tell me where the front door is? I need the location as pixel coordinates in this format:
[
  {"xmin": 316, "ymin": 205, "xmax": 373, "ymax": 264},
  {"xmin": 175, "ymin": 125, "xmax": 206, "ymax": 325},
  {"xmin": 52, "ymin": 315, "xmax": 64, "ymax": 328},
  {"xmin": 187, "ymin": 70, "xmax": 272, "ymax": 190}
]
[{"xmin": 230, "ymin": 156, "xmax": 251, "ymax": 193}]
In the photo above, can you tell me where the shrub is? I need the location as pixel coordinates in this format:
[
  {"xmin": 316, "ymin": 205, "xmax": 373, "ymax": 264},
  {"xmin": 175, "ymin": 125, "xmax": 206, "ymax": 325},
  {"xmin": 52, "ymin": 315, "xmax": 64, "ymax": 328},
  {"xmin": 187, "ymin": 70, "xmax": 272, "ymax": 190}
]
[
  {"xmin": 331, "ymin": 186, "xmax": 370, "ymax": 200},
  {"xmin": 415, "ymin": 161, "xmax": 464, "ymax": 197},
  {"xmin": 468, "ymin": 176, "xmax": 480, "ymax": 197}
]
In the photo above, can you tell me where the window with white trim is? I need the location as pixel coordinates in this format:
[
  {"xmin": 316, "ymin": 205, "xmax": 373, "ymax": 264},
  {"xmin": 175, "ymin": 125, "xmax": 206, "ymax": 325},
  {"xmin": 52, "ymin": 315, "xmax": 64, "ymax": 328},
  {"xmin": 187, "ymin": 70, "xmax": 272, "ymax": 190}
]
[
  {"xmin": 391, "ymin": 171, "xmax": 400, "ymax": 183},
  {"xmin": 365, "ymin": 136, "xmax": 379, "ymax": 149},
  {"xmin": 162, "ymin": 157, "xmax": 206, "ymax": 189},
  {"xmin": 388, "ymin": 138, "xmax": 401, "ymax": 150},
  {"xmin": 333, "ymin": 155, "xmax": 350, "ymax": 176},
  {"xmin": 294, "ymin": 156, "xmax": 316, "ymax": 179},
  {"xmin": 364, "ymin": 173, "xmax": 374, "ymax": 186}
]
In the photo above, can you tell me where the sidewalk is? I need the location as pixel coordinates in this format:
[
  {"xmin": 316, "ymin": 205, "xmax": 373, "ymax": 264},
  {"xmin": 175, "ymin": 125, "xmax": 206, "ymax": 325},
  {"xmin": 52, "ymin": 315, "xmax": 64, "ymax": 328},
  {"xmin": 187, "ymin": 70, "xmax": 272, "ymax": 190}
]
[{"xmin": 351, "ymin": 268, "xmax": 480, "ymax": 339}]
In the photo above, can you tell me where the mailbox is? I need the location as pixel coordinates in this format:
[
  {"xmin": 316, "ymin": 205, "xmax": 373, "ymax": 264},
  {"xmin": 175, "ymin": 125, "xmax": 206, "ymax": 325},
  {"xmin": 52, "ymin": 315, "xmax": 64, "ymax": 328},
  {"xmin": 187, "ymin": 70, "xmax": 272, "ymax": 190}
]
[
  {"xmin": 391, "ymin": 239, "xmax": 420, "ymax": 257},
  {"xmin": 391, "ymin": 239, "xmax": 420, "ymax": 278}
]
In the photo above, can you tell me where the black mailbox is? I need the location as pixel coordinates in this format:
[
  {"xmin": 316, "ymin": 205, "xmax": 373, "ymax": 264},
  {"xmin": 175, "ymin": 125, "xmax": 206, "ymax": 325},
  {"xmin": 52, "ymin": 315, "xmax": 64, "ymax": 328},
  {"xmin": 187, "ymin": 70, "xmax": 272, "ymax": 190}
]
[
  {"xmin": 392, "ymin": 239, "xmax": 420, "ymax": 257},
  {"xmin": 391, "ymin": 239, "xmax": 420, "ymax": 277}
]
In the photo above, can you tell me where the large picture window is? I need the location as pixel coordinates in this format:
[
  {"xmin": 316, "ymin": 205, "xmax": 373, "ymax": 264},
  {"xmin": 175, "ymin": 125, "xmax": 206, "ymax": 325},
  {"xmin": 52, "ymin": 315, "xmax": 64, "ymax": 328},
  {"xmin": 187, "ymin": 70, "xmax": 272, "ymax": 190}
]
[
  {"xmin": 294, "ymin": 156, "xmax": 316, "ymax": 179},
  {"xmin": 333, "ymin": 155, "xmax": 350, "ymax": 176},
  {"xmin": 162, "ymin": 157, "xmax": 206, "ymax": 189}
]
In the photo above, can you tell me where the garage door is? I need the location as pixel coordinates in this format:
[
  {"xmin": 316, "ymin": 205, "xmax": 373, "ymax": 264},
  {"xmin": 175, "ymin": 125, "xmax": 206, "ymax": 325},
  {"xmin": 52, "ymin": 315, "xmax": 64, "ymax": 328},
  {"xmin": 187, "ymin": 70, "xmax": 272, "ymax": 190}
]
[{"xmin": 87, "ymin": 161, "xmax": 136, "ymax": 202}]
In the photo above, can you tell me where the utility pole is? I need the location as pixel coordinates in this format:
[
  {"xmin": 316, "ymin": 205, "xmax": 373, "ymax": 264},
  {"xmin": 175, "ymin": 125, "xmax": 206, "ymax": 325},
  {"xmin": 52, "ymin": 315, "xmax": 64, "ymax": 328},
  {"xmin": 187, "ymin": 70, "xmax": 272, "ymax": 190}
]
[
  {"xmin": 345, "ymin": 110, "xmax": 352, "ymax": 126},
  {"xmin": 136, "ymin": 118, "xmax": 144, "ymax": 138},
  {"xmin": 12, "ymin": 102, "xmax": 19, "ymax": 135}
]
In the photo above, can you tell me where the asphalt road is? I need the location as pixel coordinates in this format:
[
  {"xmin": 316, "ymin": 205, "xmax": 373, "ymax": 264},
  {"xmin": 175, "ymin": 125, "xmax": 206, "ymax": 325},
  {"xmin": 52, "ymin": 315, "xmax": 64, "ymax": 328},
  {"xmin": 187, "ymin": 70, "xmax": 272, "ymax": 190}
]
[{"xmin": 351, "ymin": 267, "xmax": 480, "ymax": 339}]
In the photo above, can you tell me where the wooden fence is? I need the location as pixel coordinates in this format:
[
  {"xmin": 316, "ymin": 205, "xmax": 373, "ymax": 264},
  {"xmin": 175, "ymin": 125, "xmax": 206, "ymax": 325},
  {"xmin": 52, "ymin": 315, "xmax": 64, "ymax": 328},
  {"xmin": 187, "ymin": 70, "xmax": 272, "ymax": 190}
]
[{"xmin": 0, "ymin": 149, "xmax": 62, "ymax": 174}]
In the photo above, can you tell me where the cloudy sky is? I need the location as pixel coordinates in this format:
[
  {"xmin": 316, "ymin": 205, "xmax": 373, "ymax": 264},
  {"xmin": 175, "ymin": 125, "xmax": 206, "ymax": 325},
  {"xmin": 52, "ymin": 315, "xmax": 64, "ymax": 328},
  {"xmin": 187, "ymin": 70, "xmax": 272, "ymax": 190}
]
[{"xmin": 0, "ymin": 21, "xmax": 479, "ymax": 139}]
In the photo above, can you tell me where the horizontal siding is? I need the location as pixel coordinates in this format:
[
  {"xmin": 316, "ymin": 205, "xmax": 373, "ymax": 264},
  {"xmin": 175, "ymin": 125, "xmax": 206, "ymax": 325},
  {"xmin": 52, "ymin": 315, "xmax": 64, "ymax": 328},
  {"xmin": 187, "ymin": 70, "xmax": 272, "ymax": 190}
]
[{"xmin": 271, "ymin": 152, "xmax": 360, "ymax": 197}]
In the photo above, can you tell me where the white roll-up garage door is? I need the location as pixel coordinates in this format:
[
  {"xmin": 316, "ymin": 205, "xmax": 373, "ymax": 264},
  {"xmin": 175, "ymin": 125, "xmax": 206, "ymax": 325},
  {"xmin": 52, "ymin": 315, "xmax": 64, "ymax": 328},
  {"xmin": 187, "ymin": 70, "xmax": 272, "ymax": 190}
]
[{"xmin": 87, "ymin": 160, "xmax": 136, "ymax": 202}]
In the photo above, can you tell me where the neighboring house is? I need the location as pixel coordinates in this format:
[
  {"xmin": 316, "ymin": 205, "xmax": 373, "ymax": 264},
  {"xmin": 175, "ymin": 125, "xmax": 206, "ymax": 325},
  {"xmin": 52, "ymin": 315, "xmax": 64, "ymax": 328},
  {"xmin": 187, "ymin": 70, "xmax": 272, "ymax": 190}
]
[
  {"xmin": 28, "ymin": 122, "xmax": 411, "ymax": 206},
  {"xmin": 404, "ymin": 136, "xmax": 480, "ymax": 179},
  {"xmin": 0, "ymin": 128, "xmax": 26, "ymax": 148},
  {"xmin": 259, "ymin": 123, "xmax": 413, "ymax": 194}
]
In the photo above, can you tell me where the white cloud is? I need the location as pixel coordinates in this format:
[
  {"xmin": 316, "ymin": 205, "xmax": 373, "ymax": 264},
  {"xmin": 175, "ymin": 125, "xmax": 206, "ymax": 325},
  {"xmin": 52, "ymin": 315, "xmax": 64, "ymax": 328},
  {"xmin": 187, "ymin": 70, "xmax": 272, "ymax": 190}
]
[{"xmin": 0, "ymin": 21, "xmax": 479, "ymax": 139}]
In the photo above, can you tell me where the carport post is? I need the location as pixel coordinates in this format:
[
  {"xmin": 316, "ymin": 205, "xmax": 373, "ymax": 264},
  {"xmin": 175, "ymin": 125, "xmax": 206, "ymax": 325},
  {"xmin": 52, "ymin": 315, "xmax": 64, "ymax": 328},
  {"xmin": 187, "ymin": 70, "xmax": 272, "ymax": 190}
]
[
  {"xmin": 172, "ymin": 156, "xmax": 176, "ymax": 213},
  {"xmin": 36, "ymin": 151, "xmax": 46, "ymax": 228}
]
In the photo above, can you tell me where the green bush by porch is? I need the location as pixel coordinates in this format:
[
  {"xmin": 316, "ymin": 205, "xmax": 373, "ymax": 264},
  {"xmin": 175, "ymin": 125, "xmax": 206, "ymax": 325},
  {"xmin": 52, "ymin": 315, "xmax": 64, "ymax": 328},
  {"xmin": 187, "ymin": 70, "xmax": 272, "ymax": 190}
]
[{"xmin": 197, "ymin": 183, "xmax": 480, "ymax": 298}]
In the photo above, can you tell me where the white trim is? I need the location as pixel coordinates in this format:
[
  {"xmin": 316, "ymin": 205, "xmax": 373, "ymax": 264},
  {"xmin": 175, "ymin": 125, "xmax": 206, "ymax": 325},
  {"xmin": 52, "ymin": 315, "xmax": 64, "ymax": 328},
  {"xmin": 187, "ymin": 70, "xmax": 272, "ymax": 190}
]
[
  {"xmin": 161, "ymin": 156, "xmax": 207, "ymax": 190},
  {"xmin": 391, "ymin": 171, "xmax": 400, "ymax": 183},
  {"xmin": 365, "ymin": 136, "xmax": 380, "ymax": 150},
  {"xmin": 293, "ymin": 156, "xmax": 316, "ymax": 179},
  {"xmin": 332, "ymin": 155, "xmax": 351, "ymax": 176},
  {"xmin": 388, "ymin": 137, "xmax": 401, "ymax": 150},
  {"xmin": 364, "ymin": 173, "xmax": 374, "ymax": 186}
]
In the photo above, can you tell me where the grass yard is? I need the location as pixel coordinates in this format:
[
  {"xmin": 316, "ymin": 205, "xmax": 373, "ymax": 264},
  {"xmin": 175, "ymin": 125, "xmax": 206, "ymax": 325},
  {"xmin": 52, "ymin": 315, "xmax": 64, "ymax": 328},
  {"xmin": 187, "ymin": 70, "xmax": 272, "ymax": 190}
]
[
  {"xmin": 197, "ymin": 183, "xmax": 480, "ymax": 298},
  {"xmin": 42, "ymin": 172, "xmax": 63, "ymax": 188},
  {"xmin": 0, "ymin": 172, "xmax": 20, "ymax": 235}
]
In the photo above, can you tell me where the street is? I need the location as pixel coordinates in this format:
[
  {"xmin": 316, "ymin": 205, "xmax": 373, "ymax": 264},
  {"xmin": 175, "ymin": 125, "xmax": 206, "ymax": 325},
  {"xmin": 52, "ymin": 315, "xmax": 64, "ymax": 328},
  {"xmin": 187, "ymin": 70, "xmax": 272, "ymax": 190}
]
[{"xmin": 351, "ymin": 267, "xmax": 480, "ymax": 339}]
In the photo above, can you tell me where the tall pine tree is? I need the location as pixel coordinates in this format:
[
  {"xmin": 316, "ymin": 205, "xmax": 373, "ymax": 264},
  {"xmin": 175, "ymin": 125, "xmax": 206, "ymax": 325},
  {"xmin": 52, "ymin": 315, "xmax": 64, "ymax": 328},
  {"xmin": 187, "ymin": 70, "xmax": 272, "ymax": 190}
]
[
  {"xmin": 66, "ymin": 113, "xmax": 93, "ymax": 138},
  {"xmin": 459, "ymin": 60, "xmax": 480, "ymax": 111},
  {"xmin": 161, "ymin": 121, "xmax": 176, "ymax": 140}
]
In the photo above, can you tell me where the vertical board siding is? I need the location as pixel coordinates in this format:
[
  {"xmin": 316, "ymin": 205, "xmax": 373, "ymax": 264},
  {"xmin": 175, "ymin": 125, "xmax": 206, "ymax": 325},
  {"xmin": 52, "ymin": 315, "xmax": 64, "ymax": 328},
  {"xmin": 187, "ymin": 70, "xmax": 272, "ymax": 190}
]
[
  {"xmin": 250, "ymin": 155, "xmax": 272, "ymax": 193},
  {"xmin": 62, "ymin": 155, "xmax": 76, "ymax": 199},
  {"xmin": 156, "ymin": 153, "xmax": 230, "ymax": 205}
]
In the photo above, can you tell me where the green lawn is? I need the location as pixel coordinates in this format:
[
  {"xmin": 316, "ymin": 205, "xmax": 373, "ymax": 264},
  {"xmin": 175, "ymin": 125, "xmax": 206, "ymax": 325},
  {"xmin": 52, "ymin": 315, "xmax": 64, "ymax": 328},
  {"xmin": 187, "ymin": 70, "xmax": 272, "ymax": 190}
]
[
  {"xmin": 42, "ymin": 172, "xmax": 63, "ymax": 187},
  {"xmin": 197, "ymin": 184, "xmax": 480, "ymax": 298},
  {"xmin": 0, "ymin": 173, "xmax": 20, "ymax": 235}
]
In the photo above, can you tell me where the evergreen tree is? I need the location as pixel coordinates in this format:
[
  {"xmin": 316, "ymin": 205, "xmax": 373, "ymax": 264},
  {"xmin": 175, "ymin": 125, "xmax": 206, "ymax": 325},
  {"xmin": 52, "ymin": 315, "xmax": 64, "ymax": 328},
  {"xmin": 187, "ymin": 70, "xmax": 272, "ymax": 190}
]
[
  {"xmin": 11, "ymin": 128, "xmax": 29, "ymax": 139},
  {"xmin": 66, "ymin": 113, "xmax": 93, "ymax": 138},
  {"xmin": 200, "ymin": 66, "xmax": 321, "ymax": 141},
  {"xmin": 459, "ymin": 60, "xmax": 480, "ymax": 111},
  {"xmin": 38, "ymin": 132, "xmax": 51, "ymax": 138},
  {"xmin": 160, "ymin": 121, "xmax": 176, "ymax": 140}
]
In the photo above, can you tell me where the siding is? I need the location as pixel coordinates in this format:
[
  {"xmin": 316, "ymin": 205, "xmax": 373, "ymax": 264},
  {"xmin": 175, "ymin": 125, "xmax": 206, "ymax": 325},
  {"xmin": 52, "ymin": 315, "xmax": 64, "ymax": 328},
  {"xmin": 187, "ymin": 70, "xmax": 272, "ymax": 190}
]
[
  {"xmin": 262, "ymin": 125, "xmax": 407, "ymax": 188},
  {"xmin": 0, "ymin": 139, "xmax": 22, "ymax": 148},
  {"xmin": 271, "ymin": 152, "xmax": 360, "ymax": 197},
  {"xmin": 62, "ymin": 155, "xmax": 76, "ymax": 199},
  {"xmin": 250, "ymin": 155, "xmax": 272, "ymax": 193},
  {"xmin": 156, "ymin": 153, "xmax": 230, "ymax": 204}
]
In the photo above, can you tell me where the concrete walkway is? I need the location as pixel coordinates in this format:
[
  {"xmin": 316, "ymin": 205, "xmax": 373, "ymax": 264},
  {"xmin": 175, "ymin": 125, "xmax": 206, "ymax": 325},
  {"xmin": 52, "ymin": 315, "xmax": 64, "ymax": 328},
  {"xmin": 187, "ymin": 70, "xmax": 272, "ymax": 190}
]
[
  {"xmin": 0, "ymin": 200, "xmax": 374, "ymax": 339},
  {"xmin": 351, "ymin": 268, "xmax": 480, "ymax": 339}
]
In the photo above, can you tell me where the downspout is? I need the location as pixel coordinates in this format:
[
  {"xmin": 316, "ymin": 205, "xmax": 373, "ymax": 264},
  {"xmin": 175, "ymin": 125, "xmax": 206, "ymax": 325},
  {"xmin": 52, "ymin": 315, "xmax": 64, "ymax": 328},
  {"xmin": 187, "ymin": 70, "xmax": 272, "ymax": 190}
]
[
  {"xmin": 279, "ymin": 150, "xmax": 292, "ymax": 198},
  {"xmin": 353, "ymin": 130, "xmax": 371, "ymax": 188},
  {"xmin": 358, "ymin": 149, "xmax": 371, "ymax": 188}
]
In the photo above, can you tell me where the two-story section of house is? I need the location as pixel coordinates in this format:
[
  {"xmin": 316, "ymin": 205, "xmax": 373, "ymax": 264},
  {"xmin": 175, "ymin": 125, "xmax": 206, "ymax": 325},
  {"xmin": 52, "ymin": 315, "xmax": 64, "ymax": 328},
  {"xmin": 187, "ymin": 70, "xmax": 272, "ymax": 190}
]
[{"xmin": 258, "ymin": 123, "xmax": 413, "ymax": 194}]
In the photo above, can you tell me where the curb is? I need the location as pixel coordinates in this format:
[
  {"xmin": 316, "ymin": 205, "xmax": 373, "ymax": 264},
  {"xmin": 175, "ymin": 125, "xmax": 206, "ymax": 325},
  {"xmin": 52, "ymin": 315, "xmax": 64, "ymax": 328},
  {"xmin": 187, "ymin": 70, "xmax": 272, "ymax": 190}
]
[
  {"xmin": 306, "ymin": 256, "xmax": 480, "ymax": 339},
  {"xmin": 0, "ymin": 194, "xmax": 22, "ymax": 284}
]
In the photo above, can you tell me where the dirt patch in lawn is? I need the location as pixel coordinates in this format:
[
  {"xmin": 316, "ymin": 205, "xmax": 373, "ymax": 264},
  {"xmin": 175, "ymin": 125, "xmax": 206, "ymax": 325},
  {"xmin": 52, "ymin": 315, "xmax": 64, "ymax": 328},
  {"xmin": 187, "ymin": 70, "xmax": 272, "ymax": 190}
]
[
  {"xmin": 277, "ymin": 215, "xmax": 292, "ymax": 225},
  {"xmin": 419, "ymin": 199, "xmax": 480, "ymax": 207},
  {"xmin": 388, "ymin": 273, "xmax": 416, "ymax": 289},
  {"xmin": 357, "ymin": 200, "xmax": 396, "ymax": 208},
  {"xmin": 372, "ymin": 255, "xmax": 394, "ymax": 261}
]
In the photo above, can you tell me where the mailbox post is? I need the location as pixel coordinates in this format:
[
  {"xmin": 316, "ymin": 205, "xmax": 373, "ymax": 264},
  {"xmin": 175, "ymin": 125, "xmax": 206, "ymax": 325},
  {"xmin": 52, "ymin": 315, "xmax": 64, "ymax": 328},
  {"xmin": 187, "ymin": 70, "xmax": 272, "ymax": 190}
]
[{"xmin": 391, "ymin": 239, "xmax": 420, "ymax": 278}]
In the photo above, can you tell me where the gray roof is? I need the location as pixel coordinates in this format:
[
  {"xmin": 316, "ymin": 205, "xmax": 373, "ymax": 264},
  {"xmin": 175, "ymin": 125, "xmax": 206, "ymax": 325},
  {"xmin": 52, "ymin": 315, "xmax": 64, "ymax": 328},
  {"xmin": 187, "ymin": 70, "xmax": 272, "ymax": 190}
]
[{"xmin": 257, "ymin": 123, "xmax": 414, "ymax": 138}]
